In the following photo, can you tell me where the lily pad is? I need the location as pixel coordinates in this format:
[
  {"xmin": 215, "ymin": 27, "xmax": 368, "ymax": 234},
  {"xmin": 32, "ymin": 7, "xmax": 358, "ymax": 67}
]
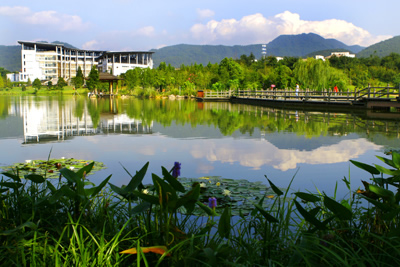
[
  {"xmin": 178, "ymin": 177, "xmax": 282, "ymax": 216},
  {"xmin": 1, "ymin": 158, "xmax": 106, "ymax": 179}
]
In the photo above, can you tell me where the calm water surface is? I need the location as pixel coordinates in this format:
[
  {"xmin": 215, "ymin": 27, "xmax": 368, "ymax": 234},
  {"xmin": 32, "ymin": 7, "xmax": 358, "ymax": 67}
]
[{"xmin": 0, "ymin": 95, "xmax": 399, "ymax": 197}]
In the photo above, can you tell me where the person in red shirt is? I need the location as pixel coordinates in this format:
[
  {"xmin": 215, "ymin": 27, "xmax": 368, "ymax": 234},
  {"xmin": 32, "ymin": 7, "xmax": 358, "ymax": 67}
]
[{"xmin": 334, "ymin": 85, "xmax": 338, "ymax": 95}]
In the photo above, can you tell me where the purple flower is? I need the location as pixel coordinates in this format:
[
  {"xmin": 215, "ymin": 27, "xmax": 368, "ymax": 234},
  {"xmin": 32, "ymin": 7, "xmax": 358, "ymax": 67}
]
[
  {"xmin": 208, "ymin": 197, "xmax": 217, "ymax": 210},
  {"xmin": 172, "ymin": 162, "xmax": 181, "ymax": 178}
]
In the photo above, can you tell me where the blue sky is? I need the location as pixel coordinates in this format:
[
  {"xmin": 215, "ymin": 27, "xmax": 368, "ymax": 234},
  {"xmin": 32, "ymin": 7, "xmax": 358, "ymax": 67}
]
[{"xmin": 1, "ymin": 0, "xmax": 398, "ymax": 51}]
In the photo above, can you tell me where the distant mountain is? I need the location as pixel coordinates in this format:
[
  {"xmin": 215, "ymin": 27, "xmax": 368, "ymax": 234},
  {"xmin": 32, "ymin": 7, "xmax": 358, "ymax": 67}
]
[
  {"xmin": 0, "ymin": 33, "xmax": 365, "ymax": 72},
  {"xmin": 51, "ymin": 41, "xmax": 78, "ymax": 49},
  {"xmin": 357, "ymin": 36, "xmax": 400, "ymax": 58},
  {"xmin": 266, "ymin": 33, "xmax": 364, "ymax": 57},
  {"xmin": 151, "ymin": 33, "xmax": 364, "ymax": 67},
  {"xmin": 0, "ymin": 45, "xmax": 21, "ymax": 72}
]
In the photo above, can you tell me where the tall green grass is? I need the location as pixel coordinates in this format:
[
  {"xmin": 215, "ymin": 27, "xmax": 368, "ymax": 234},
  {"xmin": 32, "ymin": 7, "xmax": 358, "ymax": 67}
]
[{"xmin": 1, "ymin": 153, "xmax": 400, "ymax": 266}]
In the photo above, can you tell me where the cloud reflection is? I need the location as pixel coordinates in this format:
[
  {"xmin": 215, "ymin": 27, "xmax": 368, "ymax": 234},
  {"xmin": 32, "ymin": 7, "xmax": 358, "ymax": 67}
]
[{"xmin": 190, "ymin": 138, "xmax": 381, "ymax": 171}]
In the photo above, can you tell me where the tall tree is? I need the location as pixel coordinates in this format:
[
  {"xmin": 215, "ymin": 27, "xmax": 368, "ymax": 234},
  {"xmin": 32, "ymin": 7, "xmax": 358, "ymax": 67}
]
[
  {"xmin": 86, "ymin": 66, "xmax": 99, "ymax": 91},
  {"xmin": 0, "ymin": 76, "xmax": 4, "ymax": 88},
  {"xmin": 72, "ymin": 66, "xmax": 84, "ymax": 88}
]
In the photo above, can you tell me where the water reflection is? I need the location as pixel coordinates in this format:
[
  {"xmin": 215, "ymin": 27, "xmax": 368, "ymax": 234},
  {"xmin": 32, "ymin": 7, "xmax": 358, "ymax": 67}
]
[{"xmin": 0, "ymin": 95, "xmax": 399, "ymax": 176}]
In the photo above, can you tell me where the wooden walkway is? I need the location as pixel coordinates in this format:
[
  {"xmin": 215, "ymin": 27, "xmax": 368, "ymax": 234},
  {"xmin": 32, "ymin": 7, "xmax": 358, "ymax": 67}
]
[{"xmin": 196, "ymin": 85, "xmax": 400, "ymax": 111}]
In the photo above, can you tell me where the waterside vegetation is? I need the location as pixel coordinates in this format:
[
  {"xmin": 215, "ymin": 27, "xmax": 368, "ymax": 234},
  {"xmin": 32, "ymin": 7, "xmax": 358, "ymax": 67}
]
[
  {"xmin": 1, "ymin": 152, "xmax": 400, "ymax": 266},
  {"xmin": 2, "ymin": 52, "xmax": 400, "ymax": 97}
]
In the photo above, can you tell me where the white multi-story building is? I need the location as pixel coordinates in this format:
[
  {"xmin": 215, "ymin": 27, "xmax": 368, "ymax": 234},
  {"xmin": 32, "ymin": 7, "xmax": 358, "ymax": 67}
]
[{"xmin": 18, "ymin": 41, "xmax": 154, "ymax": 83}]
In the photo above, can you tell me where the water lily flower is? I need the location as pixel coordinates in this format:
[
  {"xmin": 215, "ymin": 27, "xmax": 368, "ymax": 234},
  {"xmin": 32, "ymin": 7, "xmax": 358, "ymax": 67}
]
[
  {"xmin": 172, "ymin": 162, "xmax": 181, "ymax": 178},
  {"xmin": 223, "ymin": 189, "xmax": 231, "ymax": 197},
  {"xmin": 200, "ymin": 182, "xmax": 207, "ymax": 188},
  {"xmin": 69, "ymin": 166, "xmax": 75, "ymax": 171},
  {"xmin": 208, "ymin": 197, "xmax": 217, "ymax": 210},
  {"xmin": 216, "ymin": 182, "xmax": 221, "ymax": 186},
  {"xmin": 25, "ymin": 160, "xmax": 32, "ymax": 163},
  {"xmin": 266, "ymin": 195, "xmax": 275, "ymax": 199},
  {"xmin": 142, "ymin": 189, "xmax": 149, "ymax": 194}
]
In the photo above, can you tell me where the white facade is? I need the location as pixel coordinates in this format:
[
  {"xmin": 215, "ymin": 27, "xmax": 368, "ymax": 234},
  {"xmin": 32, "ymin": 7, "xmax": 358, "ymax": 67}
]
[
  {"xmin": 6, "ymin": 73, "xmax": 20, "ymax": 82},
  {"xmin": 97, "ymin": 52, "xmax": 153, "ymax": 76},
  {"xmin": 18, "ymin": 41, "xmax": 154, "ymax": 83}
]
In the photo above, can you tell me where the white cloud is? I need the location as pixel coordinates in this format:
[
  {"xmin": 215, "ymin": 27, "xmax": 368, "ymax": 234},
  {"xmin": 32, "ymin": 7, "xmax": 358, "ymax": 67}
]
[
  {"xmin": 135, "ymin": 26, "xmax": 155, "ymax": 37},
  {"xmin": 0, "ymin": 6, "xmax": 89, "ymax": 32},
  {"xmin": 196, "ymin": 8, "xmax": 215, "ymax": 20},
  {"xmin": 190, "ymin": 11, "xmax": 391, "ymax": 46},
  {"xmin": 82, "ymin": 40, "xmax": 99, "ymax": 50}
]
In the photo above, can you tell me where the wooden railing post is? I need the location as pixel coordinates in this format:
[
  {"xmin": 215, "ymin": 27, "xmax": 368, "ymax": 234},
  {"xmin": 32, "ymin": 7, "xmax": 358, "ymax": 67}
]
[
  {"xmin": 387, "ymin": 83, "xmax": 390, "ymax": 98},
  {"xmin": 368, "ymin": 83, "xmax": 371, "ymax": 99},
  {"xmin": 347, "ymin": 88, "xmax": 349, "ymax": 101}
]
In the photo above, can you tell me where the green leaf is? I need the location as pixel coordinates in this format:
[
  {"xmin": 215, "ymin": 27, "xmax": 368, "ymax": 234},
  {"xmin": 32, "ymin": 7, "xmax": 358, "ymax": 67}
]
[
  {"xmin": 85, "ymin": 174, "xmax": 112, "ymax": 197},
  {"xmin": 59, "ymin": 167, "xmax": 80, "ymax": 184},
  {"xmin": 374, "ymin": 164, "xmax": 400, "ymax": 176},
  {"xmin": 133, "ymin": 191, "xmax": 159, "ymax": 205},
  {"xmin": 266, "ymin": 177, "xmax": 283, "ymax": 196},
  {"xmin": 254, "ymin": 203, "xmax": 279, "ymax": 223},
  {"xmin": 368, "ymin": 184, "xmax": 395, "ymax": 201},
  {"xmin": 76, "ymin": 161, "xmax": 94, "ymax": 178},
  {"xmin": 25, "ymin": 174, "xmax": 45, "ymax": 183},
  {"xmin": 218, "ymin": 206, "xmax": 231, "ymax": 238},
  {"xmin": 162, "ymin": 166, "xmax": 185, "ymax": 193},
  {"xmin": 0, "ymin": 182, "xmax": 23, "ymax": 189},
  {"xmin": 1, "ymin": 172, "xmax": 21, "ymax": 182},
  {"xmin": 323, "ymin": 195, "xmax": 352, "ymax": 220},
  {"xmin": 0, "ymin": 221, "xmax": 37, "ymax": 236},
  {"xmin": 131, "ymin": 201, "xmax": 152, "ymax": 216},
  {"xmin": 197, "ymin": 201, "xmax": 218, "ymax": 216},
  {"xmin": 350, "ymin": 160, "xmax": 380, "ymax": 175},
  {"xmin": 392, "ymin": 152, "xmax": 400, "ymax": 169},
  {"xmin": 294, "ymin": 200, "xmax": 326, "ymax": 230},
  {"xmin": 125, "ymin": 162, "xmax": 149, "ymax": 192},
  {"xmin": 294, "ymin": 192, "xmax": 320, "ymax": 203}
]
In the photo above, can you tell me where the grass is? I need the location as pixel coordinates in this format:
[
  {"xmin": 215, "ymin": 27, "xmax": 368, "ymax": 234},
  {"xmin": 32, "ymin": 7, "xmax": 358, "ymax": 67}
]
[{"xmin": 1, "ymin": 153, "xmax": 400, "ymax": 266}]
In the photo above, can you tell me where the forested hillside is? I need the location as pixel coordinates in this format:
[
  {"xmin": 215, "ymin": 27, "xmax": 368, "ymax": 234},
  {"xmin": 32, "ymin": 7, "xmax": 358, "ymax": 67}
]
[
  {"xmin": 151, "ymin": 33, "xmax": 364, "ymax": 67},
  {"xmin": 0, "ymin": 33, "xmax": 364, "ymax": 71},
  {"xmin": 357, "ymin": 36, "xmax": 400, "ymax": 58},
  {"xmin": 0, "ymin": 46, "xmax": 20, "ymax": 72}
]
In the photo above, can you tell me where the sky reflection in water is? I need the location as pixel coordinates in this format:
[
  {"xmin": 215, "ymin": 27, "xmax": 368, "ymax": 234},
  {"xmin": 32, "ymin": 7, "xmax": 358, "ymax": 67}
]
[{"xmin": 0, "ymin": 96, "xmax": 397, "ymax": 197}]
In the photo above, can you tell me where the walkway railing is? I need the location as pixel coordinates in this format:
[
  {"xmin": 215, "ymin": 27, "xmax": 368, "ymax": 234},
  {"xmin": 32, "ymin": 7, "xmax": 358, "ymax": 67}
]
[{"xmin": 234, "ymin": 84, "xmax": 400, "ymax": 102}]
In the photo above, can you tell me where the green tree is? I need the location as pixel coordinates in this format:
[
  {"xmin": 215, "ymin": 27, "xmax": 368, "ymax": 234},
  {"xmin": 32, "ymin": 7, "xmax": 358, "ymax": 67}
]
[
  {"xmin": 47, "ymin": 81, "xmax": 52, "ymax": 90},
  {"xmin": 27, "ymin": 78, "xmax": 32, "ymax": 86},
  {"xmin": 86, "ymin": 66, "xmax": 99, "ymax": 91},
  {"xmin": 218, "ymin": 58, "xmax": 243, "ymax": 89},
  {"xmin": 72, "ymin": 66, "xmax": 84, "ymax": 88},
  {"xmin": 57, "ymin": 77, "xmax": 67, "ymax": 89},
  {"xmin": 32, "ymin": 78, "xmax": 41, "ymax": 90},
  {"xmin": 0, "ymin": 76, "xmax": 4, "ymax": 88}
]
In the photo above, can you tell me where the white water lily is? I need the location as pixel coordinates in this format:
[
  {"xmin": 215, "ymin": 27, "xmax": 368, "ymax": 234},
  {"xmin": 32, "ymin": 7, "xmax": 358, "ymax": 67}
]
[
  {"xmin": 69, "ymin": 166, "xmax": 75, "ymax": 170},
  {"xmin": 142, "ymin": 189, "xmax": 149, "ymax": 194},
  {"xmin": 25, "ymin": 160, "xmax": 32, "ymax": 163},
  {"xmin": 223, "ymin": 189, "xmax": 231, "ymax": 197},
  {"xmin": 200, "ymin": 182, "xmax": 207, "ymax": 188}
]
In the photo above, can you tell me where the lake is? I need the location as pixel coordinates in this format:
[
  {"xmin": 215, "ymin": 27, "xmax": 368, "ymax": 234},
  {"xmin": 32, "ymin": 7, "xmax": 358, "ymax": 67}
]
[{"xmin": 0, "ymin": 95, "xmax": 399, "ymax": 198}]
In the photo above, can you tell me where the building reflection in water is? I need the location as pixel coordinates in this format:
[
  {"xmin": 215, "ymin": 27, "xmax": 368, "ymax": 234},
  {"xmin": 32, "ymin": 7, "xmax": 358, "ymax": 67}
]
[{"xmin": 21, "ymin": 99, "xmax": 152, "ymax": 143}]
